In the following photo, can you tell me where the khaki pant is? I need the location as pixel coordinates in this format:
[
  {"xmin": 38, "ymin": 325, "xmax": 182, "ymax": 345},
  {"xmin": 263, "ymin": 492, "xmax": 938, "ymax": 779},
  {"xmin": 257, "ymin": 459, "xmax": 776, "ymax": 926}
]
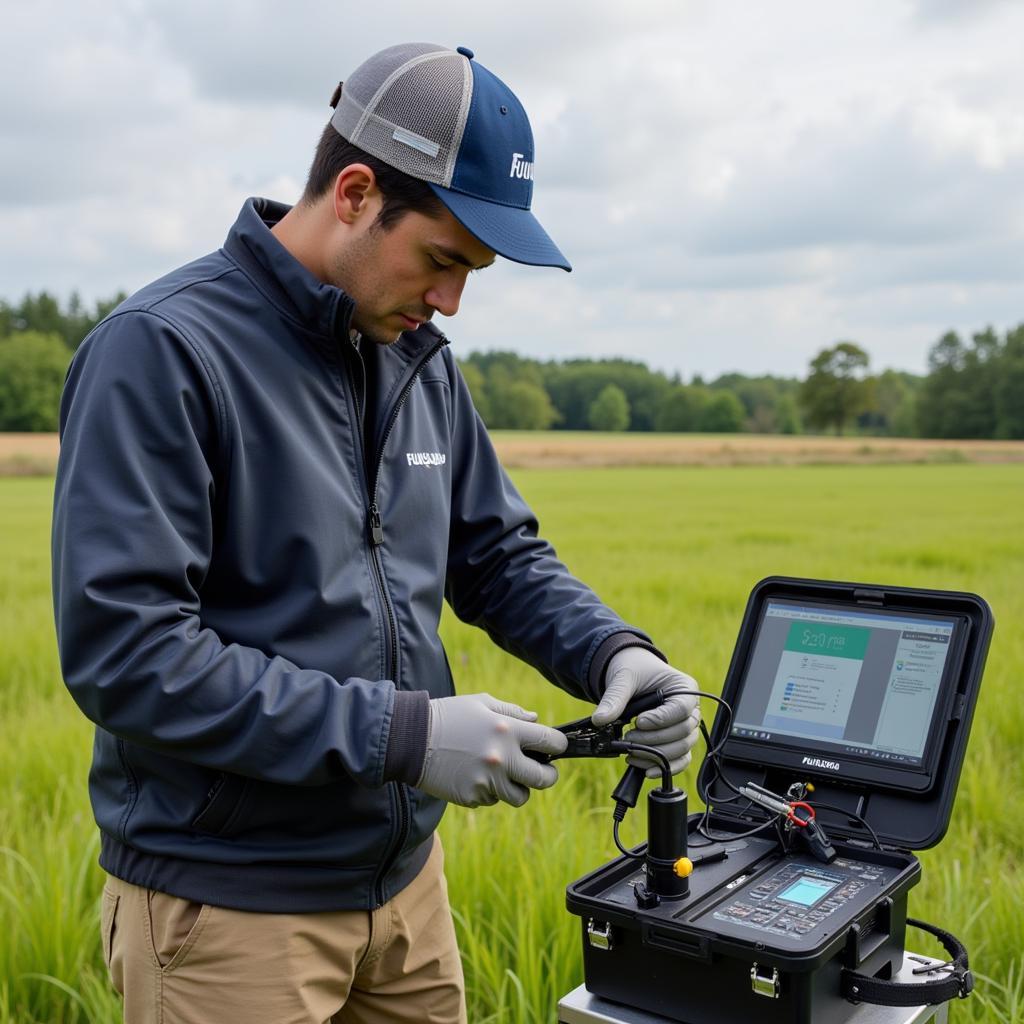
[{"xmin": 100, "ymin": 835, "xmax": 466, "ymax": 1024}]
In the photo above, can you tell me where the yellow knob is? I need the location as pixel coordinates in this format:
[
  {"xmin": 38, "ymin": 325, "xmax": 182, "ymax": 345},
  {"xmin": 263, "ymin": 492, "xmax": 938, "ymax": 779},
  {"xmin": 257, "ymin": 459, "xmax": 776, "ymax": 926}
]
[
  {"xmin": 806, "ymin": 783, "xmax": 816, "ymax": 793},
  {"xmin": 673, "ymin": 857, "xmax": 693, "ymax": 878}
]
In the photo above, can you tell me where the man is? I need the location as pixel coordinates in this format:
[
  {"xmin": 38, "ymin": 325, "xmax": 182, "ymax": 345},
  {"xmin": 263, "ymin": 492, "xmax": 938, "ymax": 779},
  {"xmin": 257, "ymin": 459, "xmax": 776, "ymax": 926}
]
[{"xmin": 52, "ymin": 42, "xmax": 700, "ymax": 1023}]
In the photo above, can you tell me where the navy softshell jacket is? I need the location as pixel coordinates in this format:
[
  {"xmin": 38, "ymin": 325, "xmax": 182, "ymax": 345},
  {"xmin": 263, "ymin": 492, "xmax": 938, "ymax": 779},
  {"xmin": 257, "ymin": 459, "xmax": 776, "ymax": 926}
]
[{"xmin": 51, "ymin": 198, "xmax": 657, "ymax": 912}]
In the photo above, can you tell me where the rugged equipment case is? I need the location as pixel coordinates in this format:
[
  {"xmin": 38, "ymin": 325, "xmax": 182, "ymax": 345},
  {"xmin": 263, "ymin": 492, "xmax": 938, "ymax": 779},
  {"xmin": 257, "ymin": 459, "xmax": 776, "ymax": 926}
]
[{"xmin": 566, "ymin": 577, "xmax": 992, "ymax": 1024}]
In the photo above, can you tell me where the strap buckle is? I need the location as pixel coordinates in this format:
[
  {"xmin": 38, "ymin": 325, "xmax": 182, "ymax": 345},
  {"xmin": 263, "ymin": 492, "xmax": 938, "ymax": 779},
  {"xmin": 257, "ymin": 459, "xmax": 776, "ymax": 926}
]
[{"xmin": 955, "ymin": 966, "xmax": 975, "ymax": 998}]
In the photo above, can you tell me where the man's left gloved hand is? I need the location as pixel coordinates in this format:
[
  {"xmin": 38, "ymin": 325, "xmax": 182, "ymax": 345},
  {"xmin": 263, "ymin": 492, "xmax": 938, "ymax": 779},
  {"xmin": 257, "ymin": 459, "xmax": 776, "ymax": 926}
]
[{"xmin": 592, "ymin": 648, "xmax": 701, "ymax": 778}]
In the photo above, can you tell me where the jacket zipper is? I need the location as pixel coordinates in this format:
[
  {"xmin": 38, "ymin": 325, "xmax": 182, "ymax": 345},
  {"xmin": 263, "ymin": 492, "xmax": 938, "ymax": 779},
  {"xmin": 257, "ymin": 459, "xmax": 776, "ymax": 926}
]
[
  {"xmin": 349, "ymin": 332, "xmax": 448, "ymax": 674},
  {"xmin": 335, "ymin": 320, "xmax": 448, "ymax": 907},
  {"xmin": 366, "ymin": 332, "xmax": 447, "ymax": 906}
]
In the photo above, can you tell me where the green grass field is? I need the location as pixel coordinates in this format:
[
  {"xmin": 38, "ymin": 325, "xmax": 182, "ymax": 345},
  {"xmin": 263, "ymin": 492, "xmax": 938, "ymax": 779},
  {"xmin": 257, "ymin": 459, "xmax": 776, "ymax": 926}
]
[{"xmin": 1, "ymin": 464, "xmax": 1022, "ymax": 1023}]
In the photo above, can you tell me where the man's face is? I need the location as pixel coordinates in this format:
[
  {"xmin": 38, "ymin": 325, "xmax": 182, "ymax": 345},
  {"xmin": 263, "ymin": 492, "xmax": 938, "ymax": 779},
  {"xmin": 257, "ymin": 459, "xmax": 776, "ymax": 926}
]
[{"xmin": 329, "ymin": 203, "xmax": 496, "ymax": 346}]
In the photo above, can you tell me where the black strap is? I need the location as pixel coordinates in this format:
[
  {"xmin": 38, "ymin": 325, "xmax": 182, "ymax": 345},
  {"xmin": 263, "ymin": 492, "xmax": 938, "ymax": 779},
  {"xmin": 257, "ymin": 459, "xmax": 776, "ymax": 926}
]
[{"xmin": 841, "ymin": 918, "xmax": 973, "ymax": 1007}]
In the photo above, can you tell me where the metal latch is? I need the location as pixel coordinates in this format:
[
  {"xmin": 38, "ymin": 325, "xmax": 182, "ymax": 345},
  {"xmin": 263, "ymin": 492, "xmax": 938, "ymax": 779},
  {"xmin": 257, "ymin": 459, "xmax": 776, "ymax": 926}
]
[
  {"xmin": 751, "ymin": 963, "xmax": 780, "ymax": 998},
  {"xmin": 587, "ymin": 920, "xmax": 614, "ymax": 951}
]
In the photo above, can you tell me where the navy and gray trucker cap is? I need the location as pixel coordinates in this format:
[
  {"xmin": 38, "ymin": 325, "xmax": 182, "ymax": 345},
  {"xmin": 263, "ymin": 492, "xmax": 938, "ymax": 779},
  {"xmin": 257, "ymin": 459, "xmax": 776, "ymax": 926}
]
[{"xmin": 329, "ymin": 42, "xmax": 571, "ymax": 271}]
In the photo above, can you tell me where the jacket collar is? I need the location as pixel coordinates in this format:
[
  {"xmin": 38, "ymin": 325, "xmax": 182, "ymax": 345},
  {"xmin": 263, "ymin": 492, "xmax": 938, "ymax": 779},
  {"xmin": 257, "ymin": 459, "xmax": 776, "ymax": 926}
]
[
  {"xmin": 221, "ymin": 197, "xmax": 351, "ymax": 339},
  {"xmin": 222, "ymin": 197, "xmax": 443, "ymax": 356}
]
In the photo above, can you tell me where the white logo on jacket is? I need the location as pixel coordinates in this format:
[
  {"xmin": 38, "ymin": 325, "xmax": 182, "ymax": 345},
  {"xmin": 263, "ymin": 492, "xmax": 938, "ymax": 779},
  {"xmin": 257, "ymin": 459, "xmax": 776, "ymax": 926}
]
[{"xmin": 406, "ymin": 452, "xmax": 447, "ymax": 467}]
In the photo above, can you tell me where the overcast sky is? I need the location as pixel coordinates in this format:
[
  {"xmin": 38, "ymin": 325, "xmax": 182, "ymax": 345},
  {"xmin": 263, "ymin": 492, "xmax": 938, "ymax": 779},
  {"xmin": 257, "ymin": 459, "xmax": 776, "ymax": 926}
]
[{"xmin": 3, "ymin": 0, "xmax": 1023, "ymax": 379}]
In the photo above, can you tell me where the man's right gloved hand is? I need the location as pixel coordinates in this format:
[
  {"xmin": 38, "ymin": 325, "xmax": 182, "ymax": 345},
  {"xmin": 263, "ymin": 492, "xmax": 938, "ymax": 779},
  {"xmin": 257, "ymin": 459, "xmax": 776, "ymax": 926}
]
[{"xmin": 415, "ymin": 693, "xmax": 569, "ymax": 808}]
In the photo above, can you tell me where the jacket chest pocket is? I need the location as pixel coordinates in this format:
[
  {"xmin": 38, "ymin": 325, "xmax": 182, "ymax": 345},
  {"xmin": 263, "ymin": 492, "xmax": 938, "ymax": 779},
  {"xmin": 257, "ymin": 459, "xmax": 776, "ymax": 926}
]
[{"xmin": 382, "ymin": 398, "xmax": 452, "ymax": 531}]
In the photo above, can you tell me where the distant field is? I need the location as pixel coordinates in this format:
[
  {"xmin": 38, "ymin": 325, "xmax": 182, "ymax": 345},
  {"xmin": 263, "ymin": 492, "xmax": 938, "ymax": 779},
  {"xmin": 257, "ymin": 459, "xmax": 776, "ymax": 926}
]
[
  {"xmin": 490, "ymin": 431, "xmax": 1024, "ymax": 467},
  {"xmin": 2, "ymin": 464, "xmax": 1022, "ymax": 1022},
  {"xmin": 4, "ymin": 430, "xmax": 1024, "ymax": 475},
  {"xmin": 0, "ymin": 433, "xmax": 61, "ymax": 475}
]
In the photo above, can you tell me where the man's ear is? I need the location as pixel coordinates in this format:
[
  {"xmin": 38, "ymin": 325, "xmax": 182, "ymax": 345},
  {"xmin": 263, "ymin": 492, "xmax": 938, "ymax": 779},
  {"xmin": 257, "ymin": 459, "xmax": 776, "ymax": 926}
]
[{"xmin": 332, "ymin": 164, "xmax": 379, "ymax": 226}]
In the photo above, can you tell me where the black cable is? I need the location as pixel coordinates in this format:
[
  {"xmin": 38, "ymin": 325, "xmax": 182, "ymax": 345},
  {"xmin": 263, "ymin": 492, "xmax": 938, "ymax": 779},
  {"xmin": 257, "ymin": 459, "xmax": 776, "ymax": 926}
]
[
  {"xmin": 611, "ymin": 740, "xmax": 672, "ymax": 790},
  {"xmin": 775, "ymin": 817, "xmax": 793, "ymax": 853},
  {"xmin": 620, "ymin": 691, "xmax": 734, "ymax": 783},
  {"xmin": 613, "ymin": 819, "xmax": 646, "ymax": 860},
  {"xmin": 689, "ymin": 699, "xmax": 752, "ymax": 843},
  {"xmin": 611, "ymin": 691, "xmax": 724, "ymax": 851},
  {"xmin": 695, "ymin": 813, "xmax": 782, "ymax": 845},
  {"xmin": 808, "ymin": 799, "xmax": 883, "ymax": 850},
  {"xmin": 694, "ymin": 701, "xmax": 743, "ymax": 798},
  {"xmin": 680, "ymin": 695, "xmax": 742, "ymax": 841},
  {"xmin": 610, "ymin": 689, "xmax": 792, "ymax": 849},
  {"xmin": 683, "ymin": 697, "xmax": 745, "ymax": 843},
  {"xmin": 690, "ymin": 693, "xmax": 734, "ymax": 762},
  {"xmin": 608, "ymin": 686, "xmax": 886, "ymax": 857}
]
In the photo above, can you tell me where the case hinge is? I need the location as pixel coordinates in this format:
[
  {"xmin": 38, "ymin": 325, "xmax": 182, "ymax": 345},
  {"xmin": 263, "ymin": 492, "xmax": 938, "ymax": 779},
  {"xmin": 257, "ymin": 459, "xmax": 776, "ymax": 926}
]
[{"xmin": 751, "ymin": 962, "xmax": 780, "ymax": 999}]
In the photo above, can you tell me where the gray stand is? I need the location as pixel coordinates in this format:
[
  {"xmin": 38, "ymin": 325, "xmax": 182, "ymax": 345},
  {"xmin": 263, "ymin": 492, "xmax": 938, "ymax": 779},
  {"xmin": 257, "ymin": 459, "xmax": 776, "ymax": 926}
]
[{"xmin": 558, "ymin": 952, "xmax": 950, "ymax": 1024}]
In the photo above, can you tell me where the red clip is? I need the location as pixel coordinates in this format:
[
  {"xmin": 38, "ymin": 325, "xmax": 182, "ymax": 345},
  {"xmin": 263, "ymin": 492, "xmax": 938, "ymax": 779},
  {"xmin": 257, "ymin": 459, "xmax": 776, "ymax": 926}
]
[{"xmin": 787, "ymin": 801, "xmax": 815, "ymax": 827}]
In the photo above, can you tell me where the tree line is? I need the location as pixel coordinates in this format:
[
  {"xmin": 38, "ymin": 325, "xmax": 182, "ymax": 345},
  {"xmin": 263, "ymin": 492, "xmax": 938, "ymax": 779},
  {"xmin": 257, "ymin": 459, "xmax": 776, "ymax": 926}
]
[{"xmin": 0, "ymin": 290, "xmax": 1021, "ymax": 438}]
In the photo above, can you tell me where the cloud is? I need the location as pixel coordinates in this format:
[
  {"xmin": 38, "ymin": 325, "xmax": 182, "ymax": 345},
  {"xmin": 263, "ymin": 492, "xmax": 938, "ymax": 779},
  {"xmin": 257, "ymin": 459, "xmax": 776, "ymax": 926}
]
[
  {"xmin": 3, "ymin": 0, "xmax": 1024, "ymax": 377},
  {"xmin": 910, "ymin": 0, "xmax": 1014, "ymax": 25},
  {"xmin": 144, "ymin": 0, "xmax": 699, "ymax": 107}
]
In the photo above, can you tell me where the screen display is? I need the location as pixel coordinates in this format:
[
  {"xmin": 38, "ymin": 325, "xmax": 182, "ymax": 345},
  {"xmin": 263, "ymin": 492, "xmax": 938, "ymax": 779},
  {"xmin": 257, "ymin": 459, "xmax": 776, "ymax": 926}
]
[
  {"xmin": 731, "ymin": 600, "xmax": 959, "ymax": 767},
  {"xmin": 777, "ymin": 875, "xmax": 838, "ymax": 906}
]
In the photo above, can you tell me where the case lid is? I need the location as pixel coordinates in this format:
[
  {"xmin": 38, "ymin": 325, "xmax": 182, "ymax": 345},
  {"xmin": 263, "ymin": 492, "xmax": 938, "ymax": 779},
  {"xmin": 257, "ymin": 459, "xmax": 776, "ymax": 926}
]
[{"xmin": 697, "ymin": 577, "xmax": 993, "ymax": 850}]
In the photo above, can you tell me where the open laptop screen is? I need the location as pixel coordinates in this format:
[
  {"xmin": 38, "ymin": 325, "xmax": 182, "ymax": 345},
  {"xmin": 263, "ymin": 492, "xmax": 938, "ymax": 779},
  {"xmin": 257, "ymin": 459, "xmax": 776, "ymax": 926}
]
[{"xmin": 730, "ymin": 599, "xmax": 964, "ymax": 780}]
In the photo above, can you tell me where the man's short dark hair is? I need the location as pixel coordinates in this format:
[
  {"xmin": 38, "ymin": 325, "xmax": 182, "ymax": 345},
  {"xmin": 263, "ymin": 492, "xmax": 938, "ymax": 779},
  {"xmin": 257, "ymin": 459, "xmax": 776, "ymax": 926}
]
[{"xmin": 301, "ymin": 123, "xmax": 446, "ymax": 231}]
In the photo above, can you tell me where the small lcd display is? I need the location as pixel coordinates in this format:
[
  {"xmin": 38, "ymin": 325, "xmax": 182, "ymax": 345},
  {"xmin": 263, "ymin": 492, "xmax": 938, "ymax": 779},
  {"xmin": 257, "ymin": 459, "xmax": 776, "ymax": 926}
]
[{"xmin": 777, "ymin": 876, "xmax": 837, "ymax": 906}]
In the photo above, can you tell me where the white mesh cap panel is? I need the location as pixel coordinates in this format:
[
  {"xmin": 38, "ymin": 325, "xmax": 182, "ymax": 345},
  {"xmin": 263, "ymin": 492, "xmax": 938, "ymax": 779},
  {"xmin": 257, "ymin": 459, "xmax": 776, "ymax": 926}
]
[{"xmin": 331, "ymin": 43, "xmax": 471, "ymax": 187}]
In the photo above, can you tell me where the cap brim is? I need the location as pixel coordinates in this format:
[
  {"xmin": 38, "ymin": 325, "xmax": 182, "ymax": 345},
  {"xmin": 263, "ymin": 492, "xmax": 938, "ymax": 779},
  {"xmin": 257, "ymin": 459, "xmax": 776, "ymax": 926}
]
[{"xmin": 428, "ymin": 184, "xmax": 572, "ymax": 272}]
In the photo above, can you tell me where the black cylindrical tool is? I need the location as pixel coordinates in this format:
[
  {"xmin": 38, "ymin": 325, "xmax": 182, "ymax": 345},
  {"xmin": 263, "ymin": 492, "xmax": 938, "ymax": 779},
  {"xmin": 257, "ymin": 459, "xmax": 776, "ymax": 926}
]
[{"xmin": 645, "ymin": 786, "xmax": 690, "ymax": 899}]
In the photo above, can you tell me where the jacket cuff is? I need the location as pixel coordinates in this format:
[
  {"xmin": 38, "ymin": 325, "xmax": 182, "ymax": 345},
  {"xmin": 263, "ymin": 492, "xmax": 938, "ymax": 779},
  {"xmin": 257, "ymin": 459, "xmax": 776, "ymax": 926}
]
[
  {"xmin": 588, "ymin": 632, "xmax": 666, "ymax": 701},
  {"xmin": 382, "ymin": 690, "xmax": 431, "ymax": 785}
]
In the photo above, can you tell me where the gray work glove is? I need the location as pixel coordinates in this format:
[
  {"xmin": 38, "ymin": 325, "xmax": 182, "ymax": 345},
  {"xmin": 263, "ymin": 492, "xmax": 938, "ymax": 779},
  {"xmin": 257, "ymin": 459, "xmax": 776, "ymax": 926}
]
[
  {"xmin": 592, "ymin": 648, "xmax": 701, "ymax": 778},
  {"xmin": 416, "ymin": 693, "xmax": 569, "ymax": 808}
]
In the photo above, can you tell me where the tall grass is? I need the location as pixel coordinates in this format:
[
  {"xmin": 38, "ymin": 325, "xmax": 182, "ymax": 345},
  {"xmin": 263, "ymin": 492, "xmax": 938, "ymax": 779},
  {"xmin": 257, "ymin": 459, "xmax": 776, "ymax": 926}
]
[{"xmin": 1, "ymin": 464, "xmax": 1022, "ymax": 1022}]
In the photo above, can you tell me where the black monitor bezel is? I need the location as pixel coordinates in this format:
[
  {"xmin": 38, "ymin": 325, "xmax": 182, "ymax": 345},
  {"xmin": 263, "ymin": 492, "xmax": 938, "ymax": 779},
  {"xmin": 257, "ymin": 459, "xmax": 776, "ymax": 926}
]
[{"xmin": 721, "ymin": 595, "xmax": 971, "ymax": 793}]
